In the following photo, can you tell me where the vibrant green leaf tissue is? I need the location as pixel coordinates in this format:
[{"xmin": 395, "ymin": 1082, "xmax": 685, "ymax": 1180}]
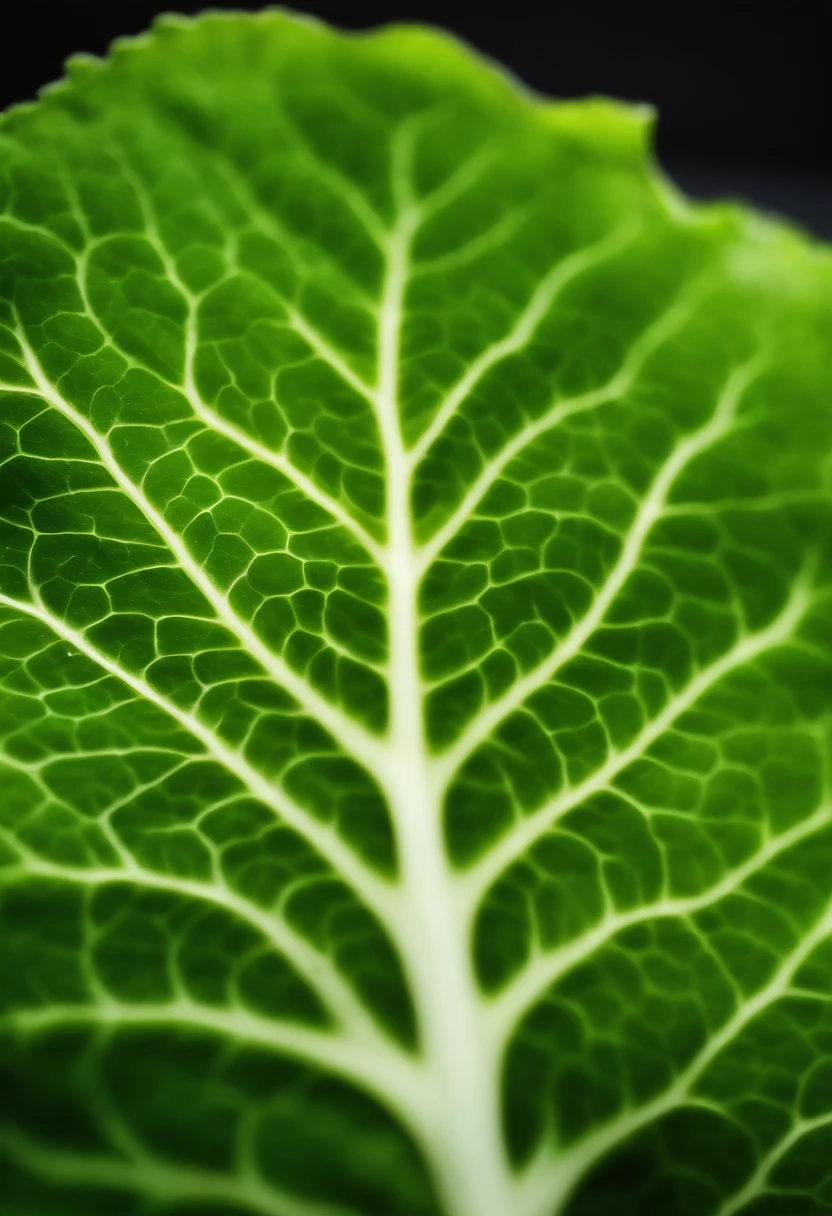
[{"xmin": 1, "ymin": 10, "xmax": 832, "ymax": 1215}]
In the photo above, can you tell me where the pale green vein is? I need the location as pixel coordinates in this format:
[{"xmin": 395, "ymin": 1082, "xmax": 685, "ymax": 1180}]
[
  {"xmin": 412, "ymin": 209, "xmax": 526, "ymax": 277},
  {"xmin": 415, "ymin": 289, "xmax": 697, "ymax": 573},
  {"xmin": 433, "ymin": 354, "xmax": 764, "ymax": 782},
  {"xmin": 412, "ymin": 144, "xmax": 495, "ymax": 225},
  {"xmin": 128, "ymin": 130, "xmax": 379, "ymax": 307},
  {"xmin": 368, "ymin": 131, "xmax": 523, "ymax": 1216},
  {"xmin": 0, "ymin": 589, "xmax": 398, "ymax": 922},
  {"xmin": 3, "ymin": 1000, "xmax": 433, "ymax": 1153},
  {"xmin": 275, "ymin": 103, "xmax": 391, "ymax": 247},
  {"xmin": 463, "ymin": 574, "xmax": 814, "ymax": 902},
  {"xmin": 0, "ymin": 1125, "xmax": 361, "ymax": 1216},
  {"xmin": 185, "ymin": 396, "xmax": 387, "ymax": 563},
  {"xmin": 485, "ymin": 800, "xmax": 832, "ymax": 1044},
  {"xmin": 408, "ymin": 220, "xmax": 639, "ymax": 465},
  {"xmin": 8, "ymin": 332, "xmax": 388, "ymax": 774},
  {"xmin": 24, "ymin": 164, "xmax": 385, "ymax": 564},
  {"xmin": 716, "ymin": 1111, "xmax": 832, "ymax": 1216},
  {"xmin": 287, "ymin": 310, "xmax": 379, "ymax": 404},
  {"xmin": 525, "ymin": 895, "xmax": 832, "ymax": 1216},
  {"xmin": 112, "ymin": 152, "xmax": 389, "ymax": 563},
  {"xmin": 2, "ymin": 849, "xmax": 383, "ymax": 1042}
]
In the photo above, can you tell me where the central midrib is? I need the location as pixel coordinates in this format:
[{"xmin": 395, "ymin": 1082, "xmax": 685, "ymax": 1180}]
[{"xmin": 374, "ymin": 190, "xmax": 517, "ymax": 1216}]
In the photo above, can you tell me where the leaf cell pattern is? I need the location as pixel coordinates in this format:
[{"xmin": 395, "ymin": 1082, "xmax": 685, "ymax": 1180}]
[{"xmin": 1, "ymin": 13, "xmax": 832, "ymax": 1216}]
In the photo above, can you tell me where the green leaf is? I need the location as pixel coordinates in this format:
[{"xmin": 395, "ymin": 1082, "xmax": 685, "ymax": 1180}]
[{"xmin": 1, "ymin": 10, "xmax": 832, "ymax": 1216}]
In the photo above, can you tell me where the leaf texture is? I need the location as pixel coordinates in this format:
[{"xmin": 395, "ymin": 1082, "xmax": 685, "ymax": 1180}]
[{"xmin": 1, "ymin": 12, "xmax": 832, "ymax": 1216}]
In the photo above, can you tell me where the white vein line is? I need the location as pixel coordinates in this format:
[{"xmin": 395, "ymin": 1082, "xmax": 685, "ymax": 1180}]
[
  {"xmin": 0, "ymin": 752, "xmax": 152, "ymax": 873},
  {"xmin": 10, "ymin": 332, "xmax": 387, "ymax": 776},
  {"xmin": 716, "ymin": 1112, "xmax": 832, "ymax": 1216},
  {"xmin": 108, "ymin": 161, "xmax": 388, "ymax": 568},
  {"xmin": 187, "ymin": 397, "xmax": 387, "ymax": 565},
  {"xmin": 274, "ymin": 106, "xmax": 390, "ymax": 247},
  {"xmin": 0, "ymin": 589, "xmax": 397, "ymax": 922},
  {"xmin": 70, "ymin": 153, "xmax": 383, "ymax": 576},
  {"xmin": 365, "ymin": 122, "xmax": 530, "ymax": 1216},
  {"xmin": 0, "ymin": 743, "xmax": 186, "ymax": 765},
  {"xmin": 4, "ymin": 855, "xmax": 382, "ymax": 1043},
  {"xmin": 532, "ymin": 895, "xmax": 832, "ymax": 1216},
  {"xmin": 412, "ymin": 209, "xmax": 526, "ymax": 278},
  {"xmin": 177, "ymin": 299, "xmax": 386, "ymax": 564},
  {"xmin": 434, "ymin": 356, "xmax": 761, "ymax": 782},
  {"xmin": 288, "ymin": 310, "xmax": 379, "ymax": 405},
  {"xmin": 416, "ymin": 292, "xmax": 697, "ymax": 573},
  {"xmin": 112, "ymin": 154, "xmax": 386, "ymax": 568},
  {"xmin": 0, "ymin": 1127, "xmax": 354, "ymax": 1216},
  {"xmin": 408, "ymin": 221, "xmax": 639, "ymax": 466},
  {"xmin": 3, "ymin": 1000, "xmax": 432, "ymax": 1146},
  {"xmin": 413, "ymin": 146, "xmax": 495, "ymax": 224},
  {"xmin": 197, "ymin": 134, "xmax": 380, "ymax": 306},
  {"xmin": 463, "ymin": 576, "xmax": 814, "ymax": 903},
  {"xmin": 487, "ymin": 801, "xmax": 832, "ymax": 1042},
  {"xmin": 0, "ymin": 275, "xmax": 379, "ymax": 584}
]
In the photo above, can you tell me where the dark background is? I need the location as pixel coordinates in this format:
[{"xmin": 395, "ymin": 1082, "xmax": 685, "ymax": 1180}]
[{"xmin": 5, "ymin": 1, "xmax": 831, "ymax": 238}]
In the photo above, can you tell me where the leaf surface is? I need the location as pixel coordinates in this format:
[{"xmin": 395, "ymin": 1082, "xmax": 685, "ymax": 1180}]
[{"xmin": 2, "ymin": 12, "xmax": 832, "ymax": 1216}]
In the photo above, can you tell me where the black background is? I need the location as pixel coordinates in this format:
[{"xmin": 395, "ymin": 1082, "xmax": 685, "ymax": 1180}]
[{"xmin": 5, "ymin": 1, "xmax": 831, "ymax": 237}]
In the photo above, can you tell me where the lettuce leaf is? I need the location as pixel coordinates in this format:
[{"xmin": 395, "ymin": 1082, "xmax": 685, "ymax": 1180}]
[{"xmin": 1, "ymin": 11, "xmax": 832, "ymax": 1215}]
